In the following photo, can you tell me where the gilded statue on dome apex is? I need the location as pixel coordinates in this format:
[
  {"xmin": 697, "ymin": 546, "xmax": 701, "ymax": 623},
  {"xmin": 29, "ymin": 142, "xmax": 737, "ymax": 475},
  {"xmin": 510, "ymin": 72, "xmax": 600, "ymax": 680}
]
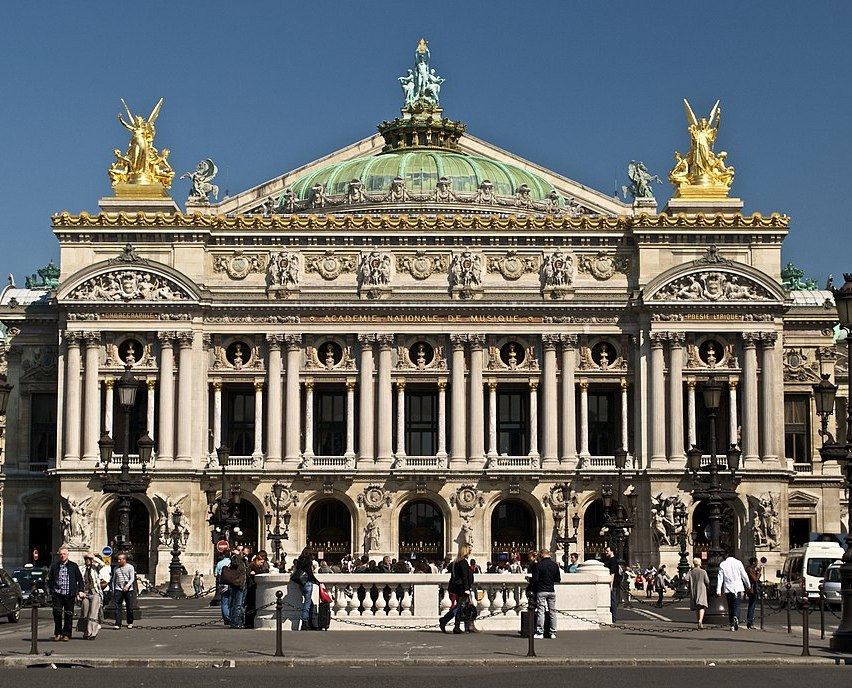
[
  {"xmin": 669, "ymin": 98, "xmax": 735, "ymax": 198},
  {"xmin": 108, "ymin": 98, "xmax": 174, "ymax": 190}
]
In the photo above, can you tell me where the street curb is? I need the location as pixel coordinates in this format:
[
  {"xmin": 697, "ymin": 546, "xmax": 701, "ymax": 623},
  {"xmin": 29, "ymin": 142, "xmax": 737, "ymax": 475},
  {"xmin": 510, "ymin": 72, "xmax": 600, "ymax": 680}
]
[{"xmin": 1, "ymin": 655, "xmax": 850, "ymax": 668}]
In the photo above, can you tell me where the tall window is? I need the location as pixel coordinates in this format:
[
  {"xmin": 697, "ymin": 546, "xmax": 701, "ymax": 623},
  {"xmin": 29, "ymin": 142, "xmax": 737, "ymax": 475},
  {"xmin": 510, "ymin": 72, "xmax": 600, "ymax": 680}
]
[
  {"xmin": 588, "ymin": 389, "xmax": 617, "ymax": 455},
  {"xmin": 497, "ymin": 388, "xmax": 527, "ymax": 455},
  {"xmin": 784, "ymin": 394, "xmax": 811, "ymax": 463},
  {"xmin": 113, "ymin": 382, "xmax": 147, "ymax": 454},
  {"xmin": 405, "ymin": 387, "xmax": 437, "ymax": 455},
  {"xmin": 30, "ymin": 393, "xmax": 57, "ymax": 468},
  {"xmin": 315, "ymin": 386, "xmax": 345, "ymax": 456},
  {"xmin": 224, "ymin": 386, "xmax": 255, "ymax": 456}
]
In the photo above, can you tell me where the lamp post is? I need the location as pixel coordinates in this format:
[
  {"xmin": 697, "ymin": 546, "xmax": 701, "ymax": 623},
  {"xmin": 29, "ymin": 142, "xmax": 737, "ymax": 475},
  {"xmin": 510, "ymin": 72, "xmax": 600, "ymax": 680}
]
[
  {"xmin": 603, "ymin": 447, "xmax": 638, "ymax": 563},
  {"xmin": 265, "ymin": 481, "xmax": 292, "ymax": 572},
  {"xmin": 166, "ymin": 506, "xmax": 187, "ymax": 598},
  {"xmin": 553, "ymin": 483, "xmax": 580, "ymax": 567},
  {"xmin": 674, "ymin": 501, "xmax": 691, "ymax": 599},
  {"xmin": 814, "ymin": 272, "xmax": 852, "ymax": 652},
  {"xmin": 686, "ymin": 375, "xmax": 741, "ymax": 622},
  {"xmin": 98, "ymin": 364, "xmax": 152, "ymax": 558},
  {"xmin": 0, "ymin": 373, "xmax": 13, "ymax": 460}
]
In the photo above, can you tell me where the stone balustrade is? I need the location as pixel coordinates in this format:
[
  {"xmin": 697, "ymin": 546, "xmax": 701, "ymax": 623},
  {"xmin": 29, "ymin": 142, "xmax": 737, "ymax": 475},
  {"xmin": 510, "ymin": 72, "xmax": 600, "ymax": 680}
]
[{"xmin": 254, "ymin": 560, "xmax": 611, "ymax": 631}]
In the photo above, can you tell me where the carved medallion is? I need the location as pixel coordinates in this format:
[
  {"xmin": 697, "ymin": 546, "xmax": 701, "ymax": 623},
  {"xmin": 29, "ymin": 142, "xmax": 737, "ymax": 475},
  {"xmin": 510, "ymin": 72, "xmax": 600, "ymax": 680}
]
[
  {"xmin": 213, "ymin": 251, "xmax": 266, "ymax": 280},
  {"xmin": 396, "ymin": 251, "xmax": 449, "ymax": 280},
  {"xmin": 450, "ymin": 485, "xmax": 484, "ymax": 512},
  {"xmin": 577, "ymin": 251, "xmax": 629, "ymax": 281},
  {"xmin": 358, "ymin": 484, "xmax": 392, "ymax": 512},
  {"xmin": 305, "ymin": 250, "xmax": 357, "ymax": 281},
  {"xmin": 487, "ymin": 251, "xmax": 539, "ymax": 281}
]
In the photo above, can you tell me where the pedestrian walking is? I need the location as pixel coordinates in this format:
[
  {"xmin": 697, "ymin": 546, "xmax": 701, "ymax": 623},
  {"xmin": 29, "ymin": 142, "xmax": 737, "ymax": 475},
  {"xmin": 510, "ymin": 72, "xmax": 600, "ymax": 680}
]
[
  {"xmin": 439, "ymin": 543, "xmax": 478, "ymax": 634},
  {"xmin": 643, "ymin": 564, "xmax": 656, "ymax": 599},
  {"xmin": 227, "ymin": 546, "xmax": 248, "ymax": 628},
  {"xmin": 192, "ymin": 570, "xmax": 204, "ymax": 596},
  {"xmin": 654, "ymin": 564, "xmax": 671, "ymax": 607},
  {"xmin": 78, "ymin": 552, "xmax": 103, "ymax": 640},
  {"xmin": 111, "ymin": 552, "xmax": 136, "ymax": 629},
  {"xmin": 47, "ymin": 546, "xmax": 85, "ymax": 641},
  {"xmin": 688, "ymin": 558, "xmax": 709, "ymax": 629},
  {"xmin": 745, "ymin": 557, "xmax": 762, "ymax": 629},
  {"xmin": 531, "ymin": 549, "xmax": 561, "ymax": 639},
  {"xmin": 603, "ymin": 546, "xmax": 621, "ymax": 621},
  {"xmin": 292, "ymin": 547, "xmax": 317, "ymax": 631},
  {"xmin": 716, "ymin": 551, "xmax": 751, "ymax": 631}
]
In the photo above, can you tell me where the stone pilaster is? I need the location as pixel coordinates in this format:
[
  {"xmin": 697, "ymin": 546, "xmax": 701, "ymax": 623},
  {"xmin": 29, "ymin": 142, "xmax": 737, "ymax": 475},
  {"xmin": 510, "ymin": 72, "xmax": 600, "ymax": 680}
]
[
  {"xmin": 560, "ymin": 334, "xmax": 577, "ymax": 466},
  {"xmin": 742, "ymin": 332, "xmax": 760, "ymax": 465},
  {"xmin": 357, "ymin": 334, "xmax": 376, "ymax": 464},
  {"xmin": 449, "ymin": 334, "xmax": 467, "ymax": 468},
  {"xmin": 157, "ymin": 332, "xmax": 175, "ymax": 460},
  {"xmin": 265, "ymin": 334, "xmax": 284, "ymax": 463},
  {"xmin": 82, "ymin": 331, "xmax": 101, "ymax": 461},
  {"xmin": 175, "ymin": 331, "xmax": 194, "ymax": 462},
  {"xmin": 541, "ymin": 334, "xmax": 558, "ymax": 469}
]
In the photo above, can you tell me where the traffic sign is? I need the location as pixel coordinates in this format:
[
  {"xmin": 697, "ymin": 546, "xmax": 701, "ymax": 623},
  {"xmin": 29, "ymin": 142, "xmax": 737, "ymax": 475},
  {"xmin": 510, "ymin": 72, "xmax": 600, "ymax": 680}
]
[
  {"xmin": 33, "ymin": 549, "xmax": 38, "ymax": 562},
  {"xmin": 102, "ymin": 556, "xmax": 111, "ymax": 566},
  {"xmin": 216, "ymin": 539, "xmax": 229, "ymax": 553},
  {"xmin": 102, "ymin": 546, "xmax": 113, "ymax": 557}
]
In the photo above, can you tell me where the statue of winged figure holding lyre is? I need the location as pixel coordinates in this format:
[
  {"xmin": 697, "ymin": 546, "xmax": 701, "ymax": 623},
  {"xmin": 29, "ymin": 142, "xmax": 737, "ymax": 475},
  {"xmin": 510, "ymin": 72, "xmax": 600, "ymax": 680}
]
[
  {"xmin": 109, "ymin": 98, "xmax": 175, "ymax": 189},
  {"xmin": 670, "ymin": 98, "xmax": 734, "ymax": 193}
]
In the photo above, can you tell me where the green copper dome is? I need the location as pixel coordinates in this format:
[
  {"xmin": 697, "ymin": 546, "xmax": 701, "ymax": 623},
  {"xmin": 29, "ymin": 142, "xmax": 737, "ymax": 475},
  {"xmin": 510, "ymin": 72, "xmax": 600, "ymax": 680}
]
[{"xmin": 288, "ymin": 150, "xmax": 557, "ymax": 201}]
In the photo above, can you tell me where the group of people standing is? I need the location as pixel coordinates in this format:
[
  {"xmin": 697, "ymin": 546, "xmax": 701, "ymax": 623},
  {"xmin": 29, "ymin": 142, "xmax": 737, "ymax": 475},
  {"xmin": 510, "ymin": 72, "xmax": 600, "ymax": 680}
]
[
  {"xmin": 47, "ymin": 546, "xmax": 137, "ymax": 641},
  {"xmin": 687, "ymin": 553, "xmax": 762, "ymax": 630},
  {"xmin": 215, "ymin": 545, "xmax": 271, "ymax": 628}
]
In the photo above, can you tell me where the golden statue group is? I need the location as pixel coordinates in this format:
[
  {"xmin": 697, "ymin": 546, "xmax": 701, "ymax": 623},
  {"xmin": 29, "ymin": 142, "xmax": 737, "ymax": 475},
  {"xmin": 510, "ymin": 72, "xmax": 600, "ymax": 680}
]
[
  {"xmin": 108, "ymin": 98, "xmax": 174, "ymax": 193},
  {"xmin": 669, "ymin": 99, "xmax": 735, "ymax": 198}
]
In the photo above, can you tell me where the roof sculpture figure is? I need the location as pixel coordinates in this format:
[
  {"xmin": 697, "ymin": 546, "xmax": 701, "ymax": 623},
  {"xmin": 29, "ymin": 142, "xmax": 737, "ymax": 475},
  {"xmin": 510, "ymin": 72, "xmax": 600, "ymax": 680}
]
[
  {"xmin": 669, "ymin": 98, "xmax": 735, "ymax": 199},
  {"xmin": 109, "ymin": 98, "xmax": 174, "ymax": 193}
]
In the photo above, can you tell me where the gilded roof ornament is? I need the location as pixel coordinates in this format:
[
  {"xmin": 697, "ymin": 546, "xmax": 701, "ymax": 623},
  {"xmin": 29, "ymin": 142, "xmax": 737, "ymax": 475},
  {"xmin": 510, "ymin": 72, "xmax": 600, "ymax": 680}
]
[
  {"xmin": 669, "ymin": 99, "xmax": 735, "ymax": 199},
  {"xmin": 108, "ymin": 98, "xmax": 174, "ymax": 197}
]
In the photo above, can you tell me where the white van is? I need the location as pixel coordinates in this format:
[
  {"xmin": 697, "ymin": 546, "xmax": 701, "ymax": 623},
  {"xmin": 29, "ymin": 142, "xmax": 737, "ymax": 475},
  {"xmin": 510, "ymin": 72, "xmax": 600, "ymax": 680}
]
[{"xmin": 779, "ymin": 541, "xmax": 845, "ymax": 605}]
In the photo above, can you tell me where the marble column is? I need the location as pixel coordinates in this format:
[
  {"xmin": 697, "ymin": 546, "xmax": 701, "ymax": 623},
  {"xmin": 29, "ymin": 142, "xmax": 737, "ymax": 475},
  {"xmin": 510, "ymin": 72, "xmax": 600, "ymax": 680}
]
[
  {"xmin": 265, "ymin": 335, "xmax": 284, "ymax": 463},
  {"xmin": 759, "ymin": 332, "xmax": 779, "ymax": 462},
  {"xmin": 437, "ymin": 379, "xmax": 448, "ymax": 460},
  {"xmin": 487, "ymin": 380, "xmax": 497, "ymax": 459},
  {"xmin": 560, "ymin": 334, "xmax": 578, "ymax": 465},
  {"xmin": 212, "ymin": 381, "xmax": 222, "ymax": 452},
  {"xmin": 667, "ymin": 333, "xmax": 685, "ymax": 463},
  {"xmin": 284, "ymin": 334, "xmax": 302, "ymax": 467},
  {"xmin": 253, "ymin": 380, "xmax": 264, "ymax": 458},
  {"xmin": 468, "ymin": 334, "xmax": 485, "ymax": 465},
  {"xmin": 649, "ymin": 332, "xmax": 667, "ymax": 467},
  {"xmin": 376, "ymin": 334, "xmax": 394, "ymax": 467},
  {"xmin": 64, "ymin": 332, "xmax": 82, "ymax": 461},
  {"xmin": 345, "ymin": 379, "xmax": 356, "ymax": 459},
  {"xmin": 728, "ymin": 379, "xmax": 739, "ymax": 450},
  {"xmin": 541, "ymin": 335, "xmax": 558, "ymax": 468},
  {"xmin": 578, "ymin": 379, "xmax": 589, "ymax": 458},
  {"xmin": 686, "ymin": 378, "xmax": 697, "ymax": 449},
  {"xmin": 741, "ymin": 333, "xmax": 760, "ymax": 465},
  {"xmin": 620, "ymin": 378, "xmax": 629, "ymax": 452},
  {"xmin": 303, "ymin": 380, "xmax": 314, "ymax": 458},
  {"xmin": 449, "ymin": 334, "xmax": 467, "ymax": 468},
  {"xmin": 395, "ymin": 380, "xmax": 406, "ymax": 458},
  {"xmin": 528, "ymin": 380, "xmax": 540, "ymax": 460},
  {"xmin": 357, "ymin": 334, "xmax": 376, "ymax": 463},
  {"xmin": 104, "ymin": 378, "xmax": 114, "ymax": 436},
  {"xmin": 82, "ymin": 332, "xmax": 101, "ymax": 461},
  {"xmin": 157, "ymin": 332, "xmax": 175, "ymax": 460},
  {"xmin": 146, "ymin": 379, "xmax": 156, "ymax": 439},
  {"xmin": 175, "ymin": 332, "xmax": 194, "ymax": 462}
]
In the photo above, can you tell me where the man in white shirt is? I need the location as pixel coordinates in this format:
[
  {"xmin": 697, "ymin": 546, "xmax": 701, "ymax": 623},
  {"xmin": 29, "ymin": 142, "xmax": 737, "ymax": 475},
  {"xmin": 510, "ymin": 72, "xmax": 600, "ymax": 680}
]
[{"xmin": 716, "ymin": 552, "xmax": 751, "ymax": 631}]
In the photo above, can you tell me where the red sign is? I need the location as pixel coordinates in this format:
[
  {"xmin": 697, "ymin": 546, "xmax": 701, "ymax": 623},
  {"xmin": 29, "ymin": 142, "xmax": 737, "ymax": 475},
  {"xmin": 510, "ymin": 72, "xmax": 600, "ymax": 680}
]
[
  {"xmin": 216, "ymin": 540, "xmax": 229, "ymax": 553},
  {"xmin": 33, "ymin": 549, "xmax": 38, "ymax": 562}
]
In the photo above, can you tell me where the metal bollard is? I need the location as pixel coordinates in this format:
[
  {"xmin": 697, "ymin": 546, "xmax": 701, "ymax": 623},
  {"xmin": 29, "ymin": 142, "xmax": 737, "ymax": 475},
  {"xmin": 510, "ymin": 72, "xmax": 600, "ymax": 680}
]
[
  {"xmin": 801, "ymin": 596, "xmax": 810, "ymax": 657},
  {"xmin": 274, "ymin": 590, "xmax": 284, "ymax": 657},
  {"xmin": 786, "ymin": 582, "xmax": 792, "ymax": 634},
  {"xmin": 818, "ymin": 583, "xmax": 825, "ymax": 640},
  {"xmin": 759, "ymin": 583, "xmax": 764, "ymax": 631},
  {"xmin": 526, "ymin": 590, "xmax": 536, "ymax": 658},
  {"xmin": 29, "ymin": 597, "xmax": 39, "ymax": 656}
]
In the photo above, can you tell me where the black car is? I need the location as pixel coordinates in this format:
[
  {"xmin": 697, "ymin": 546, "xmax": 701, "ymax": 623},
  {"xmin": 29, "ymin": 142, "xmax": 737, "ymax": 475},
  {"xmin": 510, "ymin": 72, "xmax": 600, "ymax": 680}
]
[
  {"xmin": 12, "ymin": 566, "xmax": 49, "ymax": 604},
  {"xmin": 0, "ymin": 568, "xmax": 24, "ymax": 622}
]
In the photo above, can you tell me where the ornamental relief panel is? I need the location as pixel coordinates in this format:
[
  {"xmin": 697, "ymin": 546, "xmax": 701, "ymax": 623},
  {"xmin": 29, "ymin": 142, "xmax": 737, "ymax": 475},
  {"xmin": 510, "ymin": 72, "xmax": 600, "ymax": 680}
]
[
  {"xmin": 396, "ymin": 251, "xmax": 450, "ymax": 280},
  {"xmin": 68, "ymin": 270, "xmax": 191, "ymax": 301},
  {"xmin": 213, "ymin": 251, "xmax": 267, "ymax": 280},
  {"xmin": 395, "ymin": 340, "xmax": 447, "ymax": 371},
  {"xmin": 651, "ymin": 270, "xmax": 772, "ymax": 301},
  {"xmin": 685, "ymin": 338, "xmax": 737, "ymax": 369},
  {"xmin": 20, "ymin": 347, "xmax": 58, "ymax": 381},
  {"xmin": 304, "ymin": 250, "xmax": 357, "ymax": 281},
  {"xmin": 783, "ymin": 348, "xmax": 821, "ymax": 382},
  {"xmin": 486, "ymin": 251, "xmax": 539, "ymax": 281},
  {"xmin": 576, "ymin": 251, "xmax": 629, "ymax": 281},
  {"xmin": 305, "ymin": 340, "xmax": 356, "ymax": 371}
]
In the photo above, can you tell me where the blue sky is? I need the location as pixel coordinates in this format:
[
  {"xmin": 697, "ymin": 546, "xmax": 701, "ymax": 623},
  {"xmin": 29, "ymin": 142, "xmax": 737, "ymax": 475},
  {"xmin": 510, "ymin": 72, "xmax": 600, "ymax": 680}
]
[{"xmin": 1, "ymin": 2, "xmax": 849, "ymax": 288}]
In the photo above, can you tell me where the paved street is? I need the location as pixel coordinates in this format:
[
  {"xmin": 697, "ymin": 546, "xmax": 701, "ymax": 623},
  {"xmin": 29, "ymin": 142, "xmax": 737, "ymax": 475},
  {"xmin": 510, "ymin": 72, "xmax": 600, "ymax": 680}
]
[{"xmin": 0, "ymin": 590, "xmax": 849, "ymax": 669}]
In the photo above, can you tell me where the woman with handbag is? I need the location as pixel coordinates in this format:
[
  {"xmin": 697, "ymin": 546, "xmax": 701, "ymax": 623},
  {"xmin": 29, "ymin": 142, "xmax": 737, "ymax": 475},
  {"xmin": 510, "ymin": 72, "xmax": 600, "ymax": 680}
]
[
  {"xmin": 439, "ymin": 544, "xmax": 478, "ymax": 634},
  {"xmin": 292, "ymin": 547, "xmax": 317, "ymax": 631}
]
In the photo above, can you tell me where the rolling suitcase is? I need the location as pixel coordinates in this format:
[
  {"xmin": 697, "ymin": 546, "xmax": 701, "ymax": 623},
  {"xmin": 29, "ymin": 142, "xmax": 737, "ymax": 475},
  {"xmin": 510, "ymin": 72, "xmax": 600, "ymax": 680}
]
[{"xmin": 311, "ymin": 601, "xmax": 331, "ymax": 630}]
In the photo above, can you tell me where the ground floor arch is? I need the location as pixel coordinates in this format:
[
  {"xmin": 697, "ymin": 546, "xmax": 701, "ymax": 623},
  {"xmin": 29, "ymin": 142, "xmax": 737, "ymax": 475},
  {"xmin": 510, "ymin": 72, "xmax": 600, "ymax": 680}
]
[
  {"xmin": 306, "ymin": 499, "xmax": 352, "ymax": 565},
  {"xmin": 583, "ymin": 499, "xmax": 607, "ymax": 560},
  {"xmin": 106, "ymin": 498, "xmax": 152, "ymax": 574},
  {"xmin": 691, "ymin": 500, "xmax": 738, "ymax": 560},
  {"xmin": 398, "ymin": 499, "xmax": 444, "ymax": 563},
  {"xmin": 490, "ymin": 499, "xmax": 536, "ymax": 564}
]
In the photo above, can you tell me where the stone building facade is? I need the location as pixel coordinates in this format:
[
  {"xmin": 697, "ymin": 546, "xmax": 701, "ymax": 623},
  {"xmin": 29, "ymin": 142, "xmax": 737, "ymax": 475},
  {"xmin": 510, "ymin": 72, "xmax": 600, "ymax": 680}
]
[{"xmin": 0, "ymin": 48, "xmax": 847, "ymax": 582}]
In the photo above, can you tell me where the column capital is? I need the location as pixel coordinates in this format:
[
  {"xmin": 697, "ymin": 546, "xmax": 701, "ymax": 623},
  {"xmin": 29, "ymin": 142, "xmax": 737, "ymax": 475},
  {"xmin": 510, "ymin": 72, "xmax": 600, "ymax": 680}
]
[
  {"xmin": 254, "ymin": 379, "xmax": 265, "ymax": 392},
  {"xmin": 559, "ymin": 333, "xmax": 578, "ymax": 348},
  {"xmin": 284, "ymin": 333, "xmax": 302, "ymax": 350},
  {"xmin": 211, "ymin": 380, "xmax": 222, "ymax": 392},
  {"xmin": 620, "ymin": 377, "xmax": 628, "ymax": 391},
  {"xmin": 686, "ymin": 377, "xmax": 696, "ymax": 391},
  {"xmin": 396, "ymin": 379, "xmax": 406, "ymax": 391},
  {"xmin": 449, "ymin": 333, "xmax": 467, "ymax": 350},
  {"xmin": 468, "ymin": 333, "xmax": 486, "ymax": 348},
  {"xmin": 728, "ymin": 377, "xmax": 739, "ymax": 390},
  {"xmin": 201, "ymin": 333, "xmax": 212, "ymax": 349},
  {"xmin": 377, "ymin": 333, "xmax": 395, "ymax": 350},
  {"xmin": 63, "ymin": 331, "xmax": 83, "ymax": 347},
  {"xmin": 157, "ymin": 331, "xmax": 176, "ymax": 345},
  {"xmin": 649, "ymin": 332, "xmax": 666, "ymax": 348},
  {"xmin": 146, "ymin": 378, "xmax": 156, "ymax": 390},
  {"xmin": 304, "ymin": 379, "xmax": 314, "ymax": 391},
  {"xmin": 529, "ymin": 380, "xmax": 539, "ymax": 392},
  {"xmin": 666, "ymin": 332, "xmax": 686, "ymax": 347},
  {"xmin": 742, "ymin": 332, "xmax": 760, "ymax": 347},
  {"xmin": 266, "ymin": 333, "xmax": 285, "ymax": 349},
  {"xmin": 82, "ymin": 331, "xmax": 101, "ymax": 346},
  {"xmin": 357, "ymin": 333, "xmax": 377, "ymax": 345},
  {"xmin": 758, "ymin": 331, "xmax": 778, "ymax": 348},
  {"xmin": 487, "ymin": 380, "xmax": 497, "ymax": 392},
  {"xmin": 578, "ymin": 379, "xmax": 588, "ymax": 392},
  {"xmin": 542, "ymin": 334, "xmax": 559, "ymax": 350},
  {"xmin": 104, "ymin": 378, "xmax": 114, "ymax": 390},
  {"xmin": 437, "ymin": 379, "xmax": 448, "ymax": 391},
  {"xmin": 346, "ymin": 379, "xmax": 357, "ymax": 392},
  {"xmin": 176, "ymin": 331, "xmax": 194, "ymax": 348}
]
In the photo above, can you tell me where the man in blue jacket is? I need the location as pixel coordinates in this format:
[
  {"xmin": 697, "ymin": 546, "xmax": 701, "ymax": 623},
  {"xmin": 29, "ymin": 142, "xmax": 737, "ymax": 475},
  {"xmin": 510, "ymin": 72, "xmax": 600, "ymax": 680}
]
[
  {"xmin": 531, "ymin": 548, "xmax": 561, "ymax": 639},
  {"xmin": 47, "ymin": 546, "xmax": 85, "ymax": 641}
]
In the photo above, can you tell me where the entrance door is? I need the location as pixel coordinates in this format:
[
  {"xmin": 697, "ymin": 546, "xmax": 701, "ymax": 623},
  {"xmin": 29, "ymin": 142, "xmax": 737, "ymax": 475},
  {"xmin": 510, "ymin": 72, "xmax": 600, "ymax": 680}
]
[
  {"xmin": 398, "ymin": 501, "xmax": 444, "ymax": 563},
  {"xmin": 106, "ymin": 498, "xmax": 151, "ymax": 574},
  {"xmin": 29, "ymin": 517, "xmax": 53, "ymax": 567},
  {"xmin": 491, "ymin": 500, "xmax": 536, "ymax": 564},
  {"xmin": 306, "ymin": 500, "xmax": 352, "ymax": 564}
]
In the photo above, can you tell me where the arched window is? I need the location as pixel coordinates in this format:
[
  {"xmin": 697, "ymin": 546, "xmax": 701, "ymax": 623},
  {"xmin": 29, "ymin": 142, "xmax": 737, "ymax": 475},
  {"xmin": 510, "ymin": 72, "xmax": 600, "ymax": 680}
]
[
  {"xmin": 491, "ymin": 500, "xmax": 536, "ymax": 563},
  {"xmin": 398, "ymin": 500, "xmax": 444, "ymax": 562},
  {"xmin": 306, "ymin": 500, "xmax": 351, "ymax": 564}
]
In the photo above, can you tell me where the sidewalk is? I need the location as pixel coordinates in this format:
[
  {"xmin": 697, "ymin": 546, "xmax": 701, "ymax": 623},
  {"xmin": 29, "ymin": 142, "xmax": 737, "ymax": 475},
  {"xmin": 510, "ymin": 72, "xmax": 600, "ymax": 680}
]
[{"xmin": 2, "ymin": 613, "xmax": 850, "ymax": 667}]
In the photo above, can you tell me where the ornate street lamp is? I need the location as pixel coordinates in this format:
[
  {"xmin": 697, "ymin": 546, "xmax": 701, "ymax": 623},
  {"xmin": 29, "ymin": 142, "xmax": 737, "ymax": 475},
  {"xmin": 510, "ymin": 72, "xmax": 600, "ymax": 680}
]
[
  {"xmin": 674, "ymin": 502, "xmax": 691, "ymax": 598},
  {"xmin": 166, "ymin": 506, "xmax": 187, "ymax": 598},
  {"xmin": 265, "ymin": 480, "xmax": 291, "ymax": 572},
  {"xmin": 0, "ymin": 373, "xmax": 11, "ymax": 462},
  {"xmin": 687, "ymin": 375, "xmax": 740, "ymax": 622},
  {"xmin": 603, "ymin": 447, "xmax": 637, "ymax": 562},
  {"xmin": 815, "ymin": 273, "xmax": 852, "ymax": 652}
]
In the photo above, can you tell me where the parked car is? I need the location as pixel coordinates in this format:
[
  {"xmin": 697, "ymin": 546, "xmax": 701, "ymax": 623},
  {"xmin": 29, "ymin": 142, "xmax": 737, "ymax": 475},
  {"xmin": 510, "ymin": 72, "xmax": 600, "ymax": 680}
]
[
  {"xmin": 0, "ymin": 568, "xmax": 24, "ymax": 622},
  {"xmin": 778, "ymin": 541, "xmax": 845, "ymax": 606},
  {"xmin": 11, "ymin": 565, "xmax": 49, "ymax": 604},
  {"xmin": 822, "ymin": 560, "xmax": 843, "ymax": 608}
]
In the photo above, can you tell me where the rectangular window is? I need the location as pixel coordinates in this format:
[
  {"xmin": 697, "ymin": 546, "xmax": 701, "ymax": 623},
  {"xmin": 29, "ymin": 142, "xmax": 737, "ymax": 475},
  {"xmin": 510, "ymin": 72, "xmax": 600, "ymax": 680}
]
[
  {"xmin": 588, "ymin": 390, "xmax": 617, "ymax": 456},
  {"xmin": 30, "ymin": 393, "xmax": 57, "ymax": 468},
  {"xmin": 784, "ymin": 394, "xmax": 811, "ymax": 463},
  {"xmin": 315, "ymin": 386, "xmax": 345, "ymax": 456},
  {"xmin": 112, "ymin": 382, "xmax": 148, "ymax": 454},
  {"xmin": 224, "ymin": 386, "xmax": 255, "ymax": 456},
  {"xmin": 405, "ymin": 387, "xmax": 437, "ymax": 455},
  {"xmin": 497, "ymin": 388, "xmax": 527, "ymax": 455}
]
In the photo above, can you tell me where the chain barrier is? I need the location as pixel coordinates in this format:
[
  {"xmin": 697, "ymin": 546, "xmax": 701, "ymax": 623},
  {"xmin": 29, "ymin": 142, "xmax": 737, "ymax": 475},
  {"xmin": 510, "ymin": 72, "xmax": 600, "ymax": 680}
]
[
  {"xmin": 553, "ymin": 607, "xmax": 727, "ymax": 633},
  {"xmin": 329, "ymin": 601, "xmax": 527, "ymax": 630},
  {"xmin": 139, "ymin": 581, "xmax": 217, "ymax": 600},
  {"xmin": 132, "ymin": 598, "xmax": 279, "ymax": 631}
]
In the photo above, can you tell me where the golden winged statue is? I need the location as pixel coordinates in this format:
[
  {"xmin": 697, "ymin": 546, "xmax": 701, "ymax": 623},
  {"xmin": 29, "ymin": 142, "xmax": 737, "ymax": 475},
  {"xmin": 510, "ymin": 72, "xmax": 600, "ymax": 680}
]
[
  {"xmin": 109, "ymin": 98, "xmax": 174, "ymax": 190},
  {"xmin": 669, "ymin": 98, "xmax": 735, "ymax": 198}
]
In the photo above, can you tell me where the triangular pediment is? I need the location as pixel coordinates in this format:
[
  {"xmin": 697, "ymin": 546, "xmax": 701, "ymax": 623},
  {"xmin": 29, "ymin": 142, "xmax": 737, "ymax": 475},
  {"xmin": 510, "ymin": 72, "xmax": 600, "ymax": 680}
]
[
  {"xmin": 788, "ymin": 490, "xmax": 820, "ymax": 509},
  {"xmin": 202, "ymin": 132, "xmax": 631, "ymax": 219}
]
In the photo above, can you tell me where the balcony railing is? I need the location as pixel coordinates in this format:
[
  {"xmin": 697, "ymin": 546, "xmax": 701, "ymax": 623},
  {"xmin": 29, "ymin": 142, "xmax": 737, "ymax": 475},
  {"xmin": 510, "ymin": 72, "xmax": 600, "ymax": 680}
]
[
  {"xmin": 485, "ymin": 455, "xmax": 540, "ymax": 471},
  {"xmin": 793, "ymin": 462, "xmax": 813, "ymax": 474},
  {"xmin": 392, "ymin": 455, "xmax": 447, "ymax": 471},
  {"xmin": 299, "ymin": 455, "xmax": 355, "ymax": 471}
]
